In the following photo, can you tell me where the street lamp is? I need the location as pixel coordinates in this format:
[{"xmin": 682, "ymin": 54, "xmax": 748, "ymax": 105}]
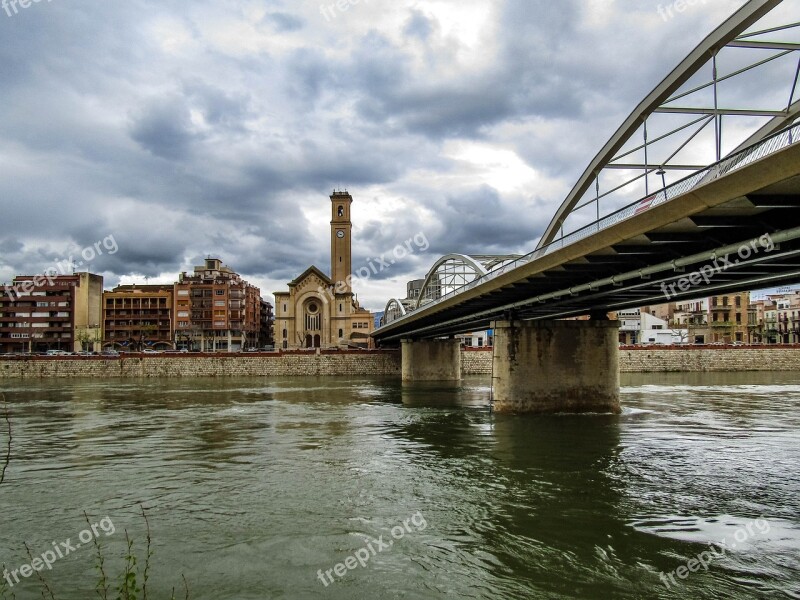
[{"xmin": 656, "ymin": 167, "xmax": 667, "ymax": 199}]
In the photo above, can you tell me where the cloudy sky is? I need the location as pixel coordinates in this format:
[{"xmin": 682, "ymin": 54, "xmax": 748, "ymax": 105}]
[{"xmin": 1, "ymin": 0, "xmax": 794, "ymax": 309}]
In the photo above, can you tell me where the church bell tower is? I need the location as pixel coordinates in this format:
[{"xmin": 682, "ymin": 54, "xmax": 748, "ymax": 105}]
[{"xmin": 330, "ymin": 190, "xmax": 353, "ymax": 294}]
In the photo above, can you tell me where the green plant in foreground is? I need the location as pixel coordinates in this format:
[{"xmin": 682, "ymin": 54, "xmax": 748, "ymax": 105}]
[
  {"xmin": 1, "ymin": 392, "xmax": 187, "ymax": 599},
  {"xmin": 84, "ymin": 506, "xmax": 189, "ymax": 600}
]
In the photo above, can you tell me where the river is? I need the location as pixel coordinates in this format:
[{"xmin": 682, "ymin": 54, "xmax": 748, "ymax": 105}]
[{"xmin": 0, "ymin": 373, "xmax": 798, "ymax": 599}]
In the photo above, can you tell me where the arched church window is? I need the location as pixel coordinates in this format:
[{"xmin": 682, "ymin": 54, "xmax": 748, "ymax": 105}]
[{"xmin": 338, "ymin": 205, "xmax": 344, "ymax": 217}]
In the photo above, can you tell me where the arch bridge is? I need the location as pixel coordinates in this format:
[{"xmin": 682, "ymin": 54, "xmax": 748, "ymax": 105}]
[
  {"xmin": 375, "ymin": 0, "xmax": 800, "ymax": 414},
  {"xmin": 382, "ymin": 254, "xmax": 520, "ymax": 325}
]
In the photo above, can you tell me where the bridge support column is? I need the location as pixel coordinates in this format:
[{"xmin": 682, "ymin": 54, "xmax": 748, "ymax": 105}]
[
  {"xmin": 491, "ymin": 320, "xmax": 620, "ymax": 414},
  {"xmin": 401, "ymin": 339, "xmax": 462, "ymax": 381}
]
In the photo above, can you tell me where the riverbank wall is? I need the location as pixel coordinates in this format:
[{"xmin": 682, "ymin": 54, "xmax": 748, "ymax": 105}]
[{"xmin": 2, "ymin": 346, "xmax": 800, "ymax": 378}]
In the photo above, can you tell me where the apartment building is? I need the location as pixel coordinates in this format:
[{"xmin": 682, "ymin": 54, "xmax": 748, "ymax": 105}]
[
  {"xmin": 103, "ymin": 285, "xmax": 174, "ymax": 350},
  {"xmin": 748, "ymin": 291, "xmax": 800, "ymax": 344},
  {"xmin": 705, "ymin": 292, "xmax": 749, "ymax": 343},
  {"xmin": 0, "ymin": 272, "xmax": 103, "ymax": 353},
  {"xmin": 673, "ymin": 299, "xmax": 709, "ymax": 343},
  {"xmin": 174, "ymin": 258, "xmax": 261, "ymax": 352},
  {"xmin": 259, "ymin": 299, "xmax": 275, "ymax": 348}
]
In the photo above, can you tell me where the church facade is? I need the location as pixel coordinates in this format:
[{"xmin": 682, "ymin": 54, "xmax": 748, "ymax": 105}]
[{"xmin": 273, "ymin": 191, "xmax": 375, "ymax": 349}]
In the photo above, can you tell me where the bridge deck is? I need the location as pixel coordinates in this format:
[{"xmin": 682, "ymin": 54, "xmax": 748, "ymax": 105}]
[{"xmin": 374, "ymin": 138, "xmax": 800, "ymax": 341}]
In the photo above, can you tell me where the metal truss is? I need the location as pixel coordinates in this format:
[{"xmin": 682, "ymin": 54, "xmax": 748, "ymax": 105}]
[
  {"xmin": 383, "ymin": 298, "xmax": 409, "ymax": 325},
  {"xmin": 538, "ymin": 0, "xmax": 800, "ymax": 248},
  {"xmin": 381, "ymin": 254, "xmax": 520, "ymax": 325}
]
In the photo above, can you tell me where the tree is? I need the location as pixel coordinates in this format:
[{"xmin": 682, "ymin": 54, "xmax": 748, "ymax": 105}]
[{"xmin": 76, "ymin": 327, "xmax": 101, "ymax": 352}]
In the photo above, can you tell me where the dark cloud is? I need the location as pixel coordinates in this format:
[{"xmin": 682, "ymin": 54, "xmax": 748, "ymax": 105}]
[
  {"xmin": 265, "ymin": 11, "xmax": 304, "ymax": 32},
  {"xmin": 0, "ymin": 0, "xmax": 788, "ymax": 309},
  {"xmin": 129, "ymin": 97, "xmax": 199, "ymax": 160}
]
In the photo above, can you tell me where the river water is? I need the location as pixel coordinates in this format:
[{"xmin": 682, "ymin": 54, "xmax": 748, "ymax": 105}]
[{"xmin": 0, "ymin": 373, "xmax": 798, "ymax": 599}]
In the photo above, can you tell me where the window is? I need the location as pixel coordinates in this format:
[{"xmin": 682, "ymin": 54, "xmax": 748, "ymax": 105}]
[
  {"xmin": 282, "ymin": 329, "xmax": 287, "ymax": 339},
  {"xmin": 723, "ymin": 297, "xmax": 729, "ymax": 307},
  {"xmin": 178, "ymin": 290, "xmax": 189, "ymax": 296},
  {"xmin": 339, "ymin": 304, "xmax": 343, "ymax": 312},
  {"xmin": 215, "ymin": 290, "xmax": 224, "ymax": 296},
  {"xmin": 338, "ymin": 329, "xmax": 343, "ymax": 338},
  {"xmin": 177, "ymin": 311, "xmax": 189, "ymax": 318},
  {"xmin": 338, "ymin": 205, "xmax": 344, "ymax": 217},
  {"xmin": 215, "ymin": 300, "xmax": 225, "ymax": 307},
  {"xmin": 736, "ymin": 313, "xmax": 742, "ymax": 324},
  {"xmin": 283, "ymin": 304, "xmax": 287, "ymax": 312},
  {"xmin": 735, "ymin": 296, "xmax": 741, "ymax": 307}
]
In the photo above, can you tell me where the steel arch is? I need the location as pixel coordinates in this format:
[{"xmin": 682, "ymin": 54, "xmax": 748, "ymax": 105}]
[
  {"xmin": 538, "ymin": 0, "xmax": 796, "ymax": 249},
  {"xmin": 383, "ymin": 298, "xmax": 408, "ymax": 325},
  {"xmin": 415, "ymin": 254, "xmax": 490, "ymax": 310}
]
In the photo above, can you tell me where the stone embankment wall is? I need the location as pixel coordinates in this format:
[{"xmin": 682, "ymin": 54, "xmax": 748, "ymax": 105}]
[
  {"xmin": 0, "ymin": 350, "xmax": 402, "ymax": 379},
  {"xmin": 2, "ymin": 347, "xmax": 800, "ymax": 379},
  {"xmin": 464, "ymin": 346, "xmax": 800, "ymax": 373},
  {"xmin": 462, "ymin": 348, "xmax": 493, "ymax": 374},
  {"xmin": 618, "ymin": 346, "xmax": 800, "ymax": 372}
]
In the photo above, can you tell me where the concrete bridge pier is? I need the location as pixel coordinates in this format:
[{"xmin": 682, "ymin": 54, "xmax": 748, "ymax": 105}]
[
  {"xmin": 401, "ymin": 338, "xmax": 462, "ymax": 381},
  {"xmin": 491, "ymin": 320, "xmax": 620, "ymax": 414}
]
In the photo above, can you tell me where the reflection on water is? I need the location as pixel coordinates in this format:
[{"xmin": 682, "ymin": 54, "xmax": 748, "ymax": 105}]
[{"xmin": 0, "ymin": 373, "xmax": 798, "ymax": 599}]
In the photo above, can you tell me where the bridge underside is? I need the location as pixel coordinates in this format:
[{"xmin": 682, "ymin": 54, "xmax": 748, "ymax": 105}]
[{"xmin": 374, "ymin": 145, "xmax": 800, "ymax": 342}]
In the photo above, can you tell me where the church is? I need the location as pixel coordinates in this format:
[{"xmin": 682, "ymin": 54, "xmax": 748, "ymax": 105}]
[{"xmin": 273, "ymin": 191, "xmax": 375, "ymax": 349}]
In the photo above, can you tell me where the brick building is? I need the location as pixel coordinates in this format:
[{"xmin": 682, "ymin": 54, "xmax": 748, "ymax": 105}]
[
  {"xmin": 174, "ymin": 258, "xmax": 261, "ymax": 352},
  {"xmin": 0, "ymin": 272, "xmax": 103, "ymax": 354},
  {"xmin": 103, "ymin": 285, "xmax": 174, "ymax": 351}
]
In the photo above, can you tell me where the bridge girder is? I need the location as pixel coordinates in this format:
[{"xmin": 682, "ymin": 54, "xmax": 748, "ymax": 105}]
[{"xmin": 539, "ymin": 0, "xmax": 798, "ymax": 249}]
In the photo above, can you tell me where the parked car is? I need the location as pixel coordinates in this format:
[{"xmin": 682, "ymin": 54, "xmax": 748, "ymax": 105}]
[
  {"xmin": 101, "ymin": 350, "xmax": 120, "ymax": 357},
  {"xmin": 45, "ymin": 349, "xmax": 71, "ymax": 356},
  {"xmin": 142, "ymin": 348, "xmax": 159, "ymax": 354}
]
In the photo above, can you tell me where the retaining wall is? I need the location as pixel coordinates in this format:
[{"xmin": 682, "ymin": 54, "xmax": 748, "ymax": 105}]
[{"xmin": 1, "ymin": 346, "xmax": 799, "ymax": 379}]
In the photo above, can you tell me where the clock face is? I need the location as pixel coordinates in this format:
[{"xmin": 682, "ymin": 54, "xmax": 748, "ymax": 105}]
[{"xmin": 336, "ymin": 230, "xmax": 344, "ymax": 239}]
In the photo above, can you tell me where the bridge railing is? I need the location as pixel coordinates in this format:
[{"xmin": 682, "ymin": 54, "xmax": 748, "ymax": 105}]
[{"xmin": 377, "ymin": 122, "xmax": 800, "ymax": 329}]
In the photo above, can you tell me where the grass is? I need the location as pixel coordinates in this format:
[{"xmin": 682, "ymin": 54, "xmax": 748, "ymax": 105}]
[{"xmin": 0, "ymin": 392, "xmax": 189, "ymax": 599}]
